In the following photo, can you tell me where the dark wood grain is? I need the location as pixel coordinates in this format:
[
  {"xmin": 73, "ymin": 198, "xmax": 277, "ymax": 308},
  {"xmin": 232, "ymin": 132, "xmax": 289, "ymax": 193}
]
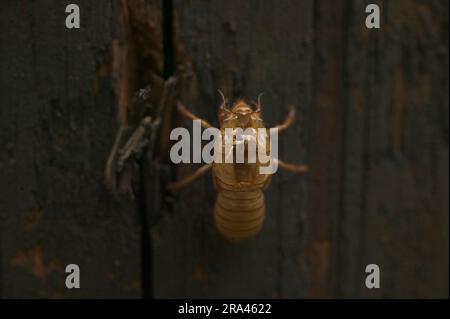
[
  {"xmin": 339, "ymin": 0, "xmax": 449, "ymax": 298},
  {"xmin": 0, "ymin": 0, "xmax": 447, "ymax": 299},
  {"xmin": 150, "ymin": 0, "xmax": 314, "ymax": 298},
  {"xmin": 156, "ymin": 0, "xmax": 448, "ymax": 298},
  {"xmin": 0, "ymin": 0, "xmax": 141, "ymax": 298},
  {"xmin": 305, "ymin": 0, "xmax": 347, "ymax": 298}
]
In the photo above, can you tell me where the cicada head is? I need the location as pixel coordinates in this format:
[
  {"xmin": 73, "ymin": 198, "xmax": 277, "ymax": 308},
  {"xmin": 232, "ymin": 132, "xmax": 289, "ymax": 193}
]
[{"xmin": 218, "ymin": 92, "xmax": 264, "ymax": 129}]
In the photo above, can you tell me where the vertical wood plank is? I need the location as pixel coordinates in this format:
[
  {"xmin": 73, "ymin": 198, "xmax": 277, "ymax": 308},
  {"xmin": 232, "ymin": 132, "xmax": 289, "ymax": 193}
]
[
  {"xmin": 0, "ymin": 0, "xmax": 142, "ymax": 298},
  {"xmin": 305, "ymin": 0, "xmax": 347, "ymax": 298},
  {"xmin": 340, "ymin": 0, "xmax": 448, "ymax": 298},
  {"xmin": 1, "ymin": 0, "xmax": 446, "ymax": 299},
  {"xmin": 151, "ymin": 0, "xmax": 314, "ymax": 298}
]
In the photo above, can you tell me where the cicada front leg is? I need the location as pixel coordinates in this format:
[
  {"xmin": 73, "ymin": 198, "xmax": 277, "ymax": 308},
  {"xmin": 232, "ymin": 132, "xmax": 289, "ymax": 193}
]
[
  {"xmin": 274, "ymin": 105, "xmax": 296, "ymax": 134},
  {"xmin": 167, "ymin": 102, "xmax": 217, "ymax": 192},
  {"xmin": 176, "ymin": 100, "xmax": 214, "ymax": 129}
]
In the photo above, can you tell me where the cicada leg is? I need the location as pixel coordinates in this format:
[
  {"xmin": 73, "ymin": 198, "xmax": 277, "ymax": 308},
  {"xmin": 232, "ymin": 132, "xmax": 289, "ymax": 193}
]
[
  {"xmin": 167, "ymin": 164, "xmax": 213, "ymax": 191},
  {"xmin": 276, "ymin": 159, "xmax": 309, "ymax": 174},
  {"xmin": 274, "ymin": 105, "xmax": 296, "ymax": 134},
  {"xmin": 176, "ymin": 100, "xmax": 214, "ymax": 129}
]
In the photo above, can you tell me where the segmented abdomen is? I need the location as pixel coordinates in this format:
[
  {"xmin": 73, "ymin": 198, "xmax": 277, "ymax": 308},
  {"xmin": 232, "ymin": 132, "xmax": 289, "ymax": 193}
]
[{"xmin": 214, "ymin": 189, "xmax": 265, "ymax": 241}]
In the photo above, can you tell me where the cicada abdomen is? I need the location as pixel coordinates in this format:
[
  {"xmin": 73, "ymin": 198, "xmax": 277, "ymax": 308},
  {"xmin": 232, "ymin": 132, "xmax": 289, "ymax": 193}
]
[{"xmin": 212, "ymin": 162, "xmax": 271, "ymax": 241}]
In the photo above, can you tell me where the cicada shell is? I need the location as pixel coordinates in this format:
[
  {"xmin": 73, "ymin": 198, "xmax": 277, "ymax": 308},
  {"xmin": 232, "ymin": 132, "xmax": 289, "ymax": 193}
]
[{"xmin": 169, "ymin": 93, "xmax": 309, "ymax": 241}]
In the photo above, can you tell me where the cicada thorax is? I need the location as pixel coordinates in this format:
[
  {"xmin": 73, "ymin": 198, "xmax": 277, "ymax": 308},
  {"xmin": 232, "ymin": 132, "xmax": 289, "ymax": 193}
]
[{"xmin": 212, "ymin": 100, "xmax": 272, "ymax": 241}]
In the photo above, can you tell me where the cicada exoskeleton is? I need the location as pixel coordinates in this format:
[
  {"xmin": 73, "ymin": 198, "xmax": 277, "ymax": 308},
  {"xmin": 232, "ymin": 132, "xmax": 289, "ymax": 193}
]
[{"xmin": 168, "ymin": 92, "xmax": 309, "ymax": 241}]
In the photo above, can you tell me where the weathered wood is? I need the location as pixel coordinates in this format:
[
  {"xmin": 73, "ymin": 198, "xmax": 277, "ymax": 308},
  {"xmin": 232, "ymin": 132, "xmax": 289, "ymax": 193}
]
[
  {"xmin": 154, "ymin": 0, "xmax": 448, "ymax": 299},
  {"xmin": 151, "ymin": 0, "xmax": 314, "ymax": 298},
  {"xmin": 339, "ymin": 0, "xmax": 449, "ymax": 298},
  {"xmin": 0, "ymin": 0, "xmax": 447, "ymax": 299},
  {"xmin": 305, "ymin": 0, "xmax": 347, "ymax": 298},
  {"xmin": 0, "ymin": 0, "xmax": 141, "ymax": 298}
]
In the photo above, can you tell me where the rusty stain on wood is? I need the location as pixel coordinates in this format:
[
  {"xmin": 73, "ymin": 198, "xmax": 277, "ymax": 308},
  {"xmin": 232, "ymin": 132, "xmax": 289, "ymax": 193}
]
[
  {"xmin": 192, "ymin": 261, "xmax": 208, "ymax": 283},
  {"xmin": 112, "ymin": 0, "xmax": 164, "ymax": 124},
  {"xmin": 93, "ymin": 60, "xmax": 110, "ymax": 96},
  {"xmin": 11, "ymin": 246, "xmax": 59, "ymax": 278},
  {"xmin": 23, "ymin": 206, "xmax": 43, "ymax": 232},
  {"xmin": 305, "ymin": 240, "xmax": 330, "ymax": 298}
]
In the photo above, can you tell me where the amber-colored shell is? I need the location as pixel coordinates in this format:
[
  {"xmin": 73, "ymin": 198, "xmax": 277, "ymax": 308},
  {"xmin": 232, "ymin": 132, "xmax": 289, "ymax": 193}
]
[
  {"xmin": 212, "ymin": 162, "xmax": 271, "ymax": 241},
  {"xmin": 214, "ymin": 189, "xmax": 265, "ymax": 241},
  {"xmin": 212, "ymin": 101, "xmax": 272, "ymax": 241}
]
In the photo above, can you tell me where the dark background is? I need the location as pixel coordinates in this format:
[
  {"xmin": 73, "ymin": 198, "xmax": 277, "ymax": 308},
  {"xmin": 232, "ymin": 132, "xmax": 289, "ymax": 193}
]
[{"xmin": 0, "ymin": 0, "xmax": 448, "ymax": 298}]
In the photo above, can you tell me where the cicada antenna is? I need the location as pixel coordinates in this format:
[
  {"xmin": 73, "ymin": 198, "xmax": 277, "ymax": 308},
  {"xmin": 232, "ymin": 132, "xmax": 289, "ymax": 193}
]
[
  {"xmin": 255, "ymin": 92, "xmax": 265, "ymax": 112},
  {"xmin": 218, "ymin": 89, "xmax": 229, "ymax": 111}
]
